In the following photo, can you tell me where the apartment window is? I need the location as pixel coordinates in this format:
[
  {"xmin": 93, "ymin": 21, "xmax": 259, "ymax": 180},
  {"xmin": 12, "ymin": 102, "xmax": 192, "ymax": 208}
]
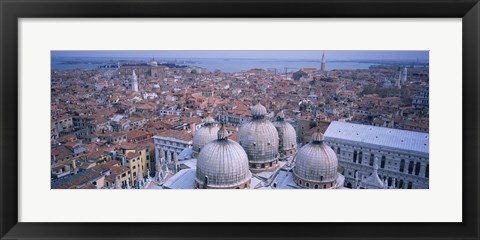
[
  {"xmin": 415, "ymin": 162, "xmax": 421, "ymax": 176},
  {"xmin": 353, "ymin": 151, "xmax": 357, "ymax": 163},
  {"xmin": 400, "ymin": 159, "xmax": 405, "ymax": 172},
  {"xmin": 358, "ymin": 152, "xmax": 363, "ymax": 164},
  {"xmin": 408, "ymin": 161, "xmax": 414, "ymax": 174}
]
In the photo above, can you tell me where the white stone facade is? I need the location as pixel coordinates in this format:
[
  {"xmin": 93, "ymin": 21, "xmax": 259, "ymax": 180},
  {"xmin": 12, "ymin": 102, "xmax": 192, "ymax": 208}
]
[
  {"xmin": 153, "ymin": 136, "xmax": 192, "ymax": 162},
  {"xmin": 324, "ymin": 121, "xmax": 429, "ymax": 189}
]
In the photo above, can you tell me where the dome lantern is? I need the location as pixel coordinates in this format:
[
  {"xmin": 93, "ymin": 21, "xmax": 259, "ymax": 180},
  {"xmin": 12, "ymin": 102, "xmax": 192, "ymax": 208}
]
[
  {"xmin": 217, "ymin": 123, "xmax": 229, "ymax": 140},
  {"xmin": 251, "ymin": 102, "xmax": 267, "ymax": 119}
]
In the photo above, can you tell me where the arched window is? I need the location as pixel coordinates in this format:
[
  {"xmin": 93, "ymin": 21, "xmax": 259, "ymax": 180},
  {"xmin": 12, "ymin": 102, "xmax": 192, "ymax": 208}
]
[
  {"xmin": 314, "ymin": 184, "xmax": 319, "ymax": 189},
  {"xmin": 380, "ymin": 157, "xmax": 386, "ymax": 168},
  {"xmin": 358, "ymin": 151, "xmax": 363, "ymax": 164},
  {"xmin": 323, "ymin": 185, "xmax": 326, "ymax": 189},
  {"xmin": 388, "ymin": 177, "xmax": 392, "ymax": 186},
  {"xmin": 398, "ymin": 180, "xmax": 404, "ymax": 189},
  {"xmin": 400, "ymin": 159, "xmax": 405, "ymax": 172},
  {"xmin": 337, "ymin": 147, "xmax": 341, "ymax": 155},
  {"xmin": 346, "ymin": 182, "xmax": 352, "ymax": 188},
  {"xmin": 408, "ymin": 161, "xmax": 414, "ymax": 174},
  {"xmin": 306, "ymin": 183, "xmax": 310, "ymax": 188},
  {"xmin": 353, "ymin": 151, "xmax": 357, "ymax": 163},
  {"xmin": 407, "ymin": 182, "xmax": 413, "ymax": 189},
  {"xmin": 299, "ymin": 180, "xmax": 302, "ymax": 185},
  {"xmin": 415, "ymin": 162, "xmax": 421, "ymax": 175}
]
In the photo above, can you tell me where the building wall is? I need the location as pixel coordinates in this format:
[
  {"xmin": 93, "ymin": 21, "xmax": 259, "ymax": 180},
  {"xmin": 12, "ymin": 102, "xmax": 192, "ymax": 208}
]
[
  {"xmin": 153, "ymin": 136, "xmax": 192, "ymax": 162},
  {"xmin": 126, "ymin": 156, "xmax": 143, "ymax": 184},
  {"xmin": 325, "ymin": 138, "xmax": 429, "ymax": 189}
]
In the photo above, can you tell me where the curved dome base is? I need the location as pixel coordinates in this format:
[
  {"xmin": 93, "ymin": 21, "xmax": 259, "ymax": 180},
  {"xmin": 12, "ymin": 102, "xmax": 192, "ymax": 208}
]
[
  {"xmin": 293, "ymin": 174, "xmax": 337, "ymax": 189},
  {"xmin": 249, "ymin": 159, "xmax": 279, "ymax": 173},
  {"xmin": 195, "ymin": 179, "xmax": 251, "ymax": 189},
  {"xmin": 279, "ymin": 148, "xmax": 297, "ymax": 161}
]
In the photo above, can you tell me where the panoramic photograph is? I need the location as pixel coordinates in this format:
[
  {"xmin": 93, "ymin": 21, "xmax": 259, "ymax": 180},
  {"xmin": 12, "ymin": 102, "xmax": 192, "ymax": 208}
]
[{"xmin": 50, "ymin": 50, "xmax": 429, "ymax": 190}]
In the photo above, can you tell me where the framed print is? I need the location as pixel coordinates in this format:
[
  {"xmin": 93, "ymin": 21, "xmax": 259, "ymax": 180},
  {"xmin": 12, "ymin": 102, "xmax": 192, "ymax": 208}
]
[{"xmin": 1, "ymin": 0, "xmax": 479, "ymax": 239}]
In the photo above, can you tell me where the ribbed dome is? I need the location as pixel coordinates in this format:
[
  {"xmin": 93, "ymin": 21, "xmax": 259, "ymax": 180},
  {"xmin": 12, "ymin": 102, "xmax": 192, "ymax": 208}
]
[
  {"xmin": 273, "ymin": 112, "xmax": 297, "ymax": 159},
  {"xmin": 192, "ymin": 117, "xmax": 220, "ymax": 158},
  {"xmin": 251, "ymin": 103, "xmax": 267, "ymax": 118},
  {"xmin": 294, "ymin": 131, "xmax": 338, "ymax": 184},
  {"xmin": 195, "ymin": 134, "xmax": 252, "ymax": 189},
  {"xmin": 238, "ymin": 105, "xmax": 279, "ymax": 171}
]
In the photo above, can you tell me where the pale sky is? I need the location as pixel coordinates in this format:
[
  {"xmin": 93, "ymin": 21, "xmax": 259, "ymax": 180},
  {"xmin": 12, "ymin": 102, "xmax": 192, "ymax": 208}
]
[{"xmin": 52, "ymin": 50, "xmax": 429, "ymax": 61}]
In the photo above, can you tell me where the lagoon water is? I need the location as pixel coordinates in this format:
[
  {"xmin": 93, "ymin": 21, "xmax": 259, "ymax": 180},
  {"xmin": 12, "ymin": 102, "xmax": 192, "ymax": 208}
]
[{"xmin": 51, "ymin": 57, "xmax": 377, "ymax": 72}]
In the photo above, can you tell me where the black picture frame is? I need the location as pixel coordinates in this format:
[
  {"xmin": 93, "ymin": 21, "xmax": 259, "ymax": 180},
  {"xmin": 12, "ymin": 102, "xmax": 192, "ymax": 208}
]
[{"xmin": 1, "ymin": 0, "xmax": 479, "ymax": 239}]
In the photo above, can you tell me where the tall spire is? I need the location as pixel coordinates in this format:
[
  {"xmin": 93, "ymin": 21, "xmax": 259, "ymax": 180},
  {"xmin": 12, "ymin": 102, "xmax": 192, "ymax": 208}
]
[
  {"xmin": 320, "ymin": 51, "xmax": 326, "ymax": 71},
  {"xmin": 131, "ymin": 70, "xmax": 139, "ymax": 92},
  {"xmin": 402, "ymin": 67, "xmax": 408, "ymax": 83}
]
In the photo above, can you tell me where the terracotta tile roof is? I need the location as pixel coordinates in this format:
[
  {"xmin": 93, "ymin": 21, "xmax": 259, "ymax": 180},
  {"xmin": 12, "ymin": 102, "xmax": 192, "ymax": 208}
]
[{"xmin": 155, "ymin": 129, "xmax": 193, "ymax": 142}]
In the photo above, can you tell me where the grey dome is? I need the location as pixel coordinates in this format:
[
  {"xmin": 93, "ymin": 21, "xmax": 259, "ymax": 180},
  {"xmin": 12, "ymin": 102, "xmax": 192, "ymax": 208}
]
[
  {"xmin": 238, "ymin": 105, "xmax": 279, "ymax": 167},
  {"xmin": 192, "ymin": 117, "xmax": 220, "ymax": 158},
  {"xmin": 294, "ymin": 131, "xmax": 338, "ymax": 184},
  {"xmin": 195, "ymin": 128, "xmax": 252, "ymax": 189},
  {"xmin": 273, "ymin": 112, "xmax": 297, "ymax": 159}
]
